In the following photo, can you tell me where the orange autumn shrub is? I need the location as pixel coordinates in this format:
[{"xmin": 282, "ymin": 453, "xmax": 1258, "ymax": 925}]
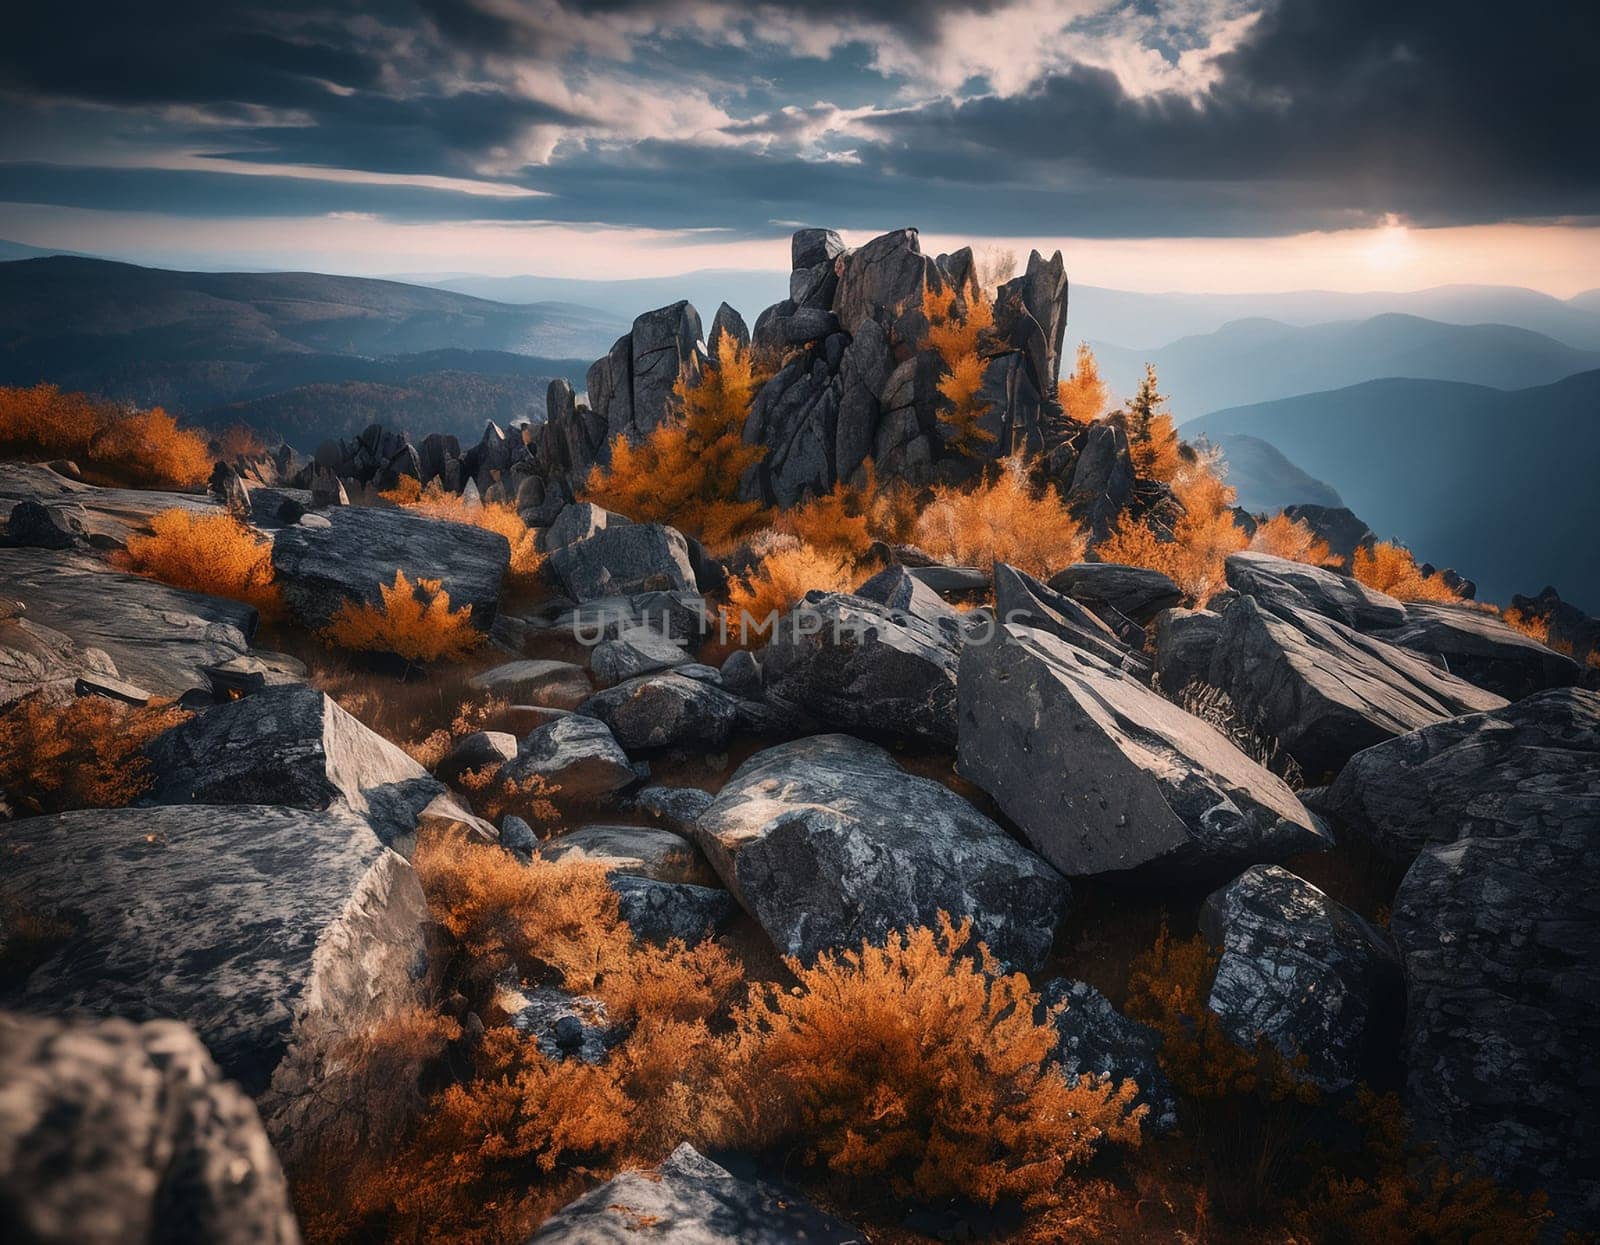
[
  {"xmin": 913, "ymin": 454, "xmax": 1086, "ymax": 577},
  {"xmin": 1121, "ymin": 364, "xmax": 1182, "ymax": 483},
  {"xmin": 922, "ymin": 283, "xmax": 996, "ymax": 454},
  {"xmin": 210, "ymin": 423, "xmax": 267, "ymax": 461},
  {"xmin": 721, "ymin": 537, "xmax": 864, "ymax": 641},
  {"xmin": 0, "ymin": 692, "xmax": 189, "ymax": 814},
  {"xmin": 776, "ymin": 477, "xmax": 874, "ymax": 559},
  {"xmin": 380, "ymin": 478, "xmax": 543, "ymax": 593},
  {"xmin": 1352, "ymin": 540, "xmax": 1462, "ymax": 602},
  {"xmin": 1058, "ymin": 341, "xmax": 1109, "ymax": 426},
  {"xmin": 1500, "ymin": 607, "xmax": 1551, "ymax": 645},
  {"xmin": 730, "ymin": 914, "xmax": 1143, "ymax": 1208},
  {"xmin": 321, "ymin": 570, "xmax": 483, "ymax": 664},
  {"xmin": 583, "ymin": 334, "xmax": 769, "ymax": 550},
  {"xmin": 121, "ymin": 508, "xmax": 282, "ymax": 619},
  {"xmin": 1098, "ymin": 457, "xmax": 1247, "ymax": 605},
  {"xmin": 1250, "ymin": 512, "xmax": 1333, "ymax": 566},
  {"xmin": 0, "ymin": 384, "xmax": 211, "ymax": 488}
]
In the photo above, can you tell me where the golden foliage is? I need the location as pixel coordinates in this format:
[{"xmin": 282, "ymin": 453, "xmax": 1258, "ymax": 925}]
[
  {"xmin": 1499, "ymin": 607, "xmax": 1551, "ymax": 645},
  {"xmin": 1250, "ymin": 512, "xmax": 1333, "ymax": 567},
  {"xmin": 0, "ymin": 383, "xmax": 211, "ymax": 489},
  {"xmin": 721, "ymin": 539, "xmax": 863, "ymax": 640},
  {"xmin": 1057, "ymin": 342, "xmax": 1109, "ymax": 426},
  {"xmin": 1352, "ymin": 540, "xmax": 1462, "ymax": 602},
  {"xmin": 731, "ymin": 915, "xmax": 1143, "ymax": 1208},
  {"xmin": 210, "ymin": 424, "xmax": 267, "ymax": 461},
  {"xmin": 321, "ymin": 570, "xmax": 483, "ymax": 665},
  {"xmin": 1097, "ymin": 458, "xmax": 1247, "ymax": 606},
  {"xmin": 1132, "ymin": 412, "xmax": 1183, "ymax": 484},
  {"xmin": 922, "ymin": 284, "xmax": 997, "ymax": 454},
  {"xmin": 455, "ymin": 763, "xmax": 559, "ymax": 828},
  {"xmin": 121, "ymin": 508, "xmax": 282, "ymax": 619},
  {"xmin": 582, "ymin": 334, "xmax": 769, "ymax": 551},
  {"xmin": 380, "ymin": 478, "xmax": 543, "ymax": 593},
  {"xmin": 913, "ymin": 454, "xmax": 1086, "ymax": 577},
  {"xmin": 776, "ymin": 478, "xmax": 874, "ymax": 559},
  {"xmin": 0, "ymin": 692, "xmax": 189, "ymax": 814}
]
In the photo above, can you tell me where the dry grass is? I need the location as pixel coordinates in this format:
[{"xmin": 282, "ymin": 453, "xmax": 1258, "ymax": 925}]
[
  {"xmin": 120, "ymin": 508, "xmax": 282, "ymax": 619},
  {"xmin": 0, "ymin": 692, "xmax": 189, "ymax": 814},
  {"xmin": 1250, "ymin": 512, "xmax": 1333, "ymax": 566},
  {"xmin": 379, "ymin": 477, "xmax": 542, "ymax": 592},
  {"xmin": 321, "ymin": 570, "xmax": 484, "ymax": 665},
  {"xmin": 1175, "ymin": 682, "xmax": 1303, "ymax": 788},
  {"xmin": 0, "ymin": 383, "xmax": 211, "ymax": 489},
  {"xmin": 1351, "ymin": 541, "xmax": 1462, "ymax": 603},
  {"xmin": 914, "ymin": 455, "xmax": 1086, "ymax": 577}
]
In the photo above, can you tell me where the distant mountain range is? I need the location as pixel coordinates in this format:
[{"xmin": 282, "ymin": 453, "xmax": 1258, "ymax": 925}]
[
  {"xmin": 411, "ymin": 268, "xmax": 793, "ymax": 328},
  {"xmin": 1092, "ymin": 314, "xmax": 1600, "ymax": 416},
  {"xmin": 1208, "ymin": 434, "xmax": 1343, "ymax": 514},
  {"xmin": 1186, "ymin": 370, "xmax": 1600, "ymax": 612}
]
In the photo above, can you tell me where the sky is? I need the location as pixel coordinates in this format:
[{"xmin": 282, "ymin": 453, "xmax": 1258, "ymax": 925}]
[{"xmin": 2, "ymin": 0, "xmax": 1597, "ymax": 294}]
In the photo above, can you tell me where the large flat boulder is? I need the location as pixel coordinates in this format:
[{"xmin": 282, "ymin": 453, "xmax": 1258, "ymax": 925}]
[
  {"xmin": 0, "ymin": 805, "xmax": 433, "ymax": 1128},
  {"xmin": 545, "ymin": 522, "xmax": 696, "ymax": 603},
  {"xmin": 761, "ymin": 592, "xmax": 961, "ymax": 748},
  {"xmin": 0, "ymin": 1012, "xmax": 301, "ymax": 1245},
  {"xmin": 0, "ymin": 548, "xmax": 261, "ymax": 698},
  {"xmin": 1323, "ymin": 688, "xmax": 1600, "ymax": 867},
  {"xmin": 957, "ymin": 624, "xmax": 1326, "ymax": 884},
  {"xmin": 141, "ymin": 682, "xmax": 482, "ymax": 845},
  {"xmin": 0, "ymin": 608, "xmax": 119, "ymax": 707},
  {"xmin": 1047, "ymin": 562, "xmax": 1183, "ymax": 623},
  {"xmin": 1208, "ymin": 596, "xmax": 1506, "ymax": 781},
  {"xmin": 528, "ymin": 1142, "xmax": 862, "ymax": 1244},
  {"xmin": 1200, "ymin": 866, "xmax": 1402, "ymax": 1091},
  {"xmin": 694, "ymin": 734, "xmax": 1068, "ymax": 973},
  {"xmin": 271, "ymin": 504, "xmax": 510, "ymax": 631},
  {"xmin": 1224, "ymin": 550, "xmax": 1406, "ymax": 631},
  {"xmin": 499, "ymin": 714, "xmax": 644, "ymax": 803},
  {"xmin": 1373, "ymin": 601, "xmax": 1580, "ymax": 699},
  {"xmin": 534, "ymin": 823, "xmax": 717, "ymax": 886},
  {"xmin": 578, "ymin": 670, "xmax": 744, "ymax": 751},
  {"xmin": 1392, "ymin": 816, "xmax": 1600, "ymax": 1229},
  {"xmin": 469, "ymin": 658, "xmax": 592, "ymax": 708},
  {"xmin": 994, "ymin": 561, "xmax": 1146, "ymax": 672}
]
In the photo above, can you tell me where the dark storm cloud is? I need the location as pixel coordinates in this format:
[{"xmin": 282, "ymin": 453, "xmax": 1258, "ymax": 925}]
[{"xmin": 1, "ymin": 0, "xmax": 1595, "ymax": 238}]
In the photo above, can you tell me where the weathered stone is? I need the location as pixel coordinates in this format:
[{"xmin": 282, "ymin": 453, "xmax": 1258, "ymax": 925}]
[
  {"xmin": 271, "ymin": 504, "xmax": 510, "ymax": 631},
  {"xmin": 499, "ymin": 714, "xmax": 643, "ymax": 803},
  {"xmin": 528, "ymin": 1142, "xmax": 862, "ymax": 1244},
  {"xmin": 630, "ymin": 301, "xmax": 702, "ymax": 438},
  {"xmin": 854, "ymin": 562, "xmax": 969, "ymax": 645},
  {"xmin": 1152, "ymin": 606, "xmax": 1223, "ymax": 694},
  {"xmin": 1065, "ymin": 424, "xmax": 1134, "ymax": 540},
  {"xmin": 545, "ymin": 522, "xmax": 696, "ymax": 603},
  {"xmin": 996, "ymin": 249, "xmax": 1070, "ymax": 392},
  {"xmin": 994, "ymin": 562, "xmax": 1141, "ymax": 671},
  {"xmin": 579, "ymin": 670, "xmax": 743, "ymax": 751},
  {"xmin": 835, "ymin": 318, "xmax": 892, "ymax": 483},
  {"xmin": 534, "ymin": 823, "xmax": 716, "ymax": 886},
  {"xmin": 590, "ymin": 625, "xmax": 691, "ymax": 684},
  {"xmin": 4, "ymin": 499, "xmax": 81, "ymax": 548},
  {"xmin": 1209, "ymin": 596, "xmax": 1507, "ymax": 780},
  {"xmin": 499, "ymin": 985, "xmax": 619, "ymax": 1065},
  {"xmin": 1392, "ymin": 815, "xmax": 1600, "ymax": 1228},
  {"xmin": 708, "ymin": 301, "xmax": 750, "ymax": 354},
  {"xmin": 791, "ymin": 227, "xmax": 847, "ymax": 271},
  {"xmin": 1048, "ymin": 561, "xmax": 1183, "ymax": 624},
  {"xmin": 738, "ymin": 351, "xmax": 841, "ymax": 507},
  {"xmin": 0, "ymin": 1012, "xmax": 301, "ymax": 1245},
  {"xmin": 0, "ymin": 608, "xmax": 118, "ymax": 708},
  {"xmin": 1281, "ymin": 504, "xmax": 1375, "ymax": 568},
  {"xmin": 436, "ymin": 730, "xmax": 519, "ymax": 788},
  {"xmin": 469, "ymin": 659, "xmax": 592, "ymax": 709},
  {"xmin": 610, "ymin": 875, "xmax": 740, "ymax": 947},
  {"xmin": 695, "ymin": 734, "xmax": 1069, "ymax": 972},
  {"xmin": 1224, "ymin": 551, "xmax": 1406, "ymax": 631},
  {"xmin": 74, "ymin": 670, "xmax": 152, "ymax": 705},
  {"xmin": 540, "ymin": 501, "xmax": 629, "ymax": 552},
  {"xmin": 1200, "ymin": 865, "xmax": 1402, "ymax": 1091},
  {"xmin": 761, "ymin": 592, "xmax": 961, "ymax": 748},
  {"xmin": 1323, "ymin": 688, "xmax": 1600, "ymax": 866},
  {"xmin": 718, "ymin": 648, "xmax": 762, "ymax": 699},
  {"xmin": 530, "ymin": 590, "xmax": 710, "ymax": 646},
  {"xmin": 1036, "ymin": 979, "xmax": 1178, "ymax": 1135},
  {"xmin": 630, "ymin": 784, "xmax": 716, "ymax": 834},
  {"xmin": 832, "ymin": 228, "xmax": 936, "ymax": 340},
  {"xmin": 958, "ymin": 624, "xmax": 1326, "ymax": 883},
  {"xmin": 1374, "ymin": 600, "xmax": 1580, "ymax": 699}
]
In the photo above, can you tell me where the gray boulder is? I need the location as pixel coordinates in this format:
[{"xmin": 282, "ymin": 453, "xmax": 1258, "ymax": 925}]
[
  {"xmin": 1064, "ymin": 425, "xmax": 1135, "ymax": 540},
  {"xmin": 546, "ymin": 523, "xmax": 696, "ymax": 603},
  {"xmin": 694, "ymin": 734, "xmax": 1069, "ymax": 973},
  {"xmin": 469, "ymin": 658, "xmax": 592, "ymax": 709},
  {"xmin": 590, "ymin": 625, "xmax": 691, "ymax": 684},
  {"xmin": 1036, "ymin": 980, "xmax": 1178, "ymax": 1136},
  {"xmin": 792, "ymin": 226, "xmax": 847, "ymax": 270},
  {"xmin": 534, "ymin": 823, "xmax": 717, "ymax": 886},
  {"xmin": 540, "ymin": 501, "xmax": 629, "ymax": 552},
  {"xmin": 708, "ymin": 301, "xmax": 750, "ymax": 354},
  {"xmin": 271, "ymin": 504, "xmax": 510, "ymax": 631},
  {"xmin": 1281, "ymin": 504, "xmax": 1376, "ymax": 568},
  {"xmin": 1209, "ymin": 596, "xmax": 1507, "ymax": 780},
  {"xmin": 629, "ymin": 301, "xmax": 702, "ymax": 438},
  {"xmin": 761, "ymin": 592, "xmax": 961, "ymax": 748},
  {"xmin": 1152, "ymin": 606, "xmax": 1223, "ymax": 694},
  {"xmin": 1224, "ymin": 550, "xmax": 1406, "ymax": 632},
  {"xmin": 1200, "ymin": 865, "xmax": 1403, "ymax": 1091},
  {"xmin": 0, "ymin": 1012, "xmax": 301, "ymax": 1245},
  {"xmin": 1392, "ymin": 815, "xmax": 1599, "ymax": 1228},
  {"xmin": 854, "ymin": 562, "xmax": 969, "ymax": 645},
  {"xmin": 0, "ymin": 608, "xmax": 119, "ymax": 709},
  {"xmin": 832, "ymin": 227, "xmax": 935, "ymax": 339},
  {"xmin": 140, "ymin": 683, "xmax": 480, "ymax": 847},
  {"xmin": 578, "ymin": 670, "xmax": 743, "ymax": 751},
  {"xmin": 718, "ymin": 648, "xmax": 762, "ymax": 699},
  {"xmin": 436, "ymin": 730, "xmax": 519, "ymax": 788},
  {"xmin": 499, "ymin": 715, "xmax": 643, "ymax": 803},
  {"xmin": 1048, "ymin": 561, "xmax": 1182, "ymax": 623},
  {"xmin": 994, "ymin": 561, "xmax": 1145, "ymax": 672},
  {"xmin": 1323, "ymin": 688, "xmax": 1600, "ymax": 866},
  {"xmin": 528, "ymin": 1142, "xmax": 862, "ymax": 1244},
  {"xmin": 500, "ymin": 985, "xmax": 619, "ymax": 1065},
  {"xmin": 957, "ymin": 624, "xmax": 1326, "ymax": 884},
  {"xmin": 610, "ymin": 876, "xmax": 740, "ymax": 947},
  {"xmin": 630, "ymin": 784, "xmax": 716, "ymax": 834},
  {"xmin": 1374, "ymin": 600, "xmax": 1580, "ymax": 699},
  {"xmin": 5, "ymin": 499, "xmax": 81, "ymax": 548}
]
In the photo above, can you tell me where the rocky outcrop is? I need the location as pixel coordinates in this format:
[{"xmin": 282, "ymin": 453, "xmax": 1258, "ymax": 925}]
[
  {"xmin": 545, "ymin": 522, "xmax": 697, "ymax": 603},
  {"xmin": 1224, "ymin": 551, "xmax": 1406, "ymax": 631},
  {"xmin": 1280, "ymin": 504, "xmax": 1377, "ymax": 569},
  {"xmin": 993, "ymin": 561, "xmax": 1146, "ymax": 672},
  {"xmin": 578, "ymin": 669, "xmax": 746, "ymax": 751},
  {"xmin": 1208, "ymin": 596, "xmax": 1507, "ymax": 780},
  {"xmin": 1036, "ymin": 979, "xmax": 1178, "ymax": 1135},
  {"xmin": 0, "ymin": 603, "xmax": 119, "ymax": 708},
  {"xmin": 0, "ymin": 1012, "xmax": 301, "ymax": 1245},
  {"xmin": 271, "ymin": 504, "xmax": 510, "ymax": 631},
  {"xmin": 1373, "ymin": 600, "xmax": 1579, "ymax": 699},
  {"xmin": 1200, "ymin": 866, "xmax": 1402, "ymax": 1091},
  {"xmin": 1152, "ymin": 606, "xmax": 1223, "ymax": 694},
  {"xmin": 694, "ymin": 734, "xmax": 1069, "ymax": 973},
  {"xmin": 528, "ymin": 1143, "xmax": 863, "ymax": 1244},
  {"xmin": 1048, "ymin": 561, "xmax": 1183, "ymax": 624},
  {"xmin": 760, "ymin": 591, "xmax": 961, "ymax": 748},
  {"xmin": 958, "ymin": 624, "xmax": 1326, "ymax": 884},
  {"xmin": 1323, "ymin": 688, "xmax": 1600, "ymax": 866},
  {"xmin": 610, "ymin": 876, "xmax": 740, "ymax": 947},
  {"xmin": 587, "ymin": 301, "xmax": 703, "ymax": 444},
  {"xmin": 499, "ymin": 714, "xmax": 644, "ymax": 803},
  {"xmin": 1391, "ymin": 815, "xmax": 1600, "ymax": 1228}
]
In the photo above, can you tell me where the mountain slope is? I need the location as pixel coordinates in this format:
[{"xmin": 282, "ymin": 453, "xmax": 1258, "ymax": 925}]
[
  {"xmin": 419, "ymin": 268, "xmax": 791, "ymax": 327},
  {"xmin": 1185, "ymin": 370, "xmax": 1600, "ymax": 611},
  {"xmin": 1091, "ymin": 314, "xmax": 1600, "ymax": 416},
  {"xmin": 1209, "ymin": 434, "xmax": 1344, "ymax": 513},
  {"xmin": 0, "ymin": 256, "xmax": 625, "ymax": 413}
]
